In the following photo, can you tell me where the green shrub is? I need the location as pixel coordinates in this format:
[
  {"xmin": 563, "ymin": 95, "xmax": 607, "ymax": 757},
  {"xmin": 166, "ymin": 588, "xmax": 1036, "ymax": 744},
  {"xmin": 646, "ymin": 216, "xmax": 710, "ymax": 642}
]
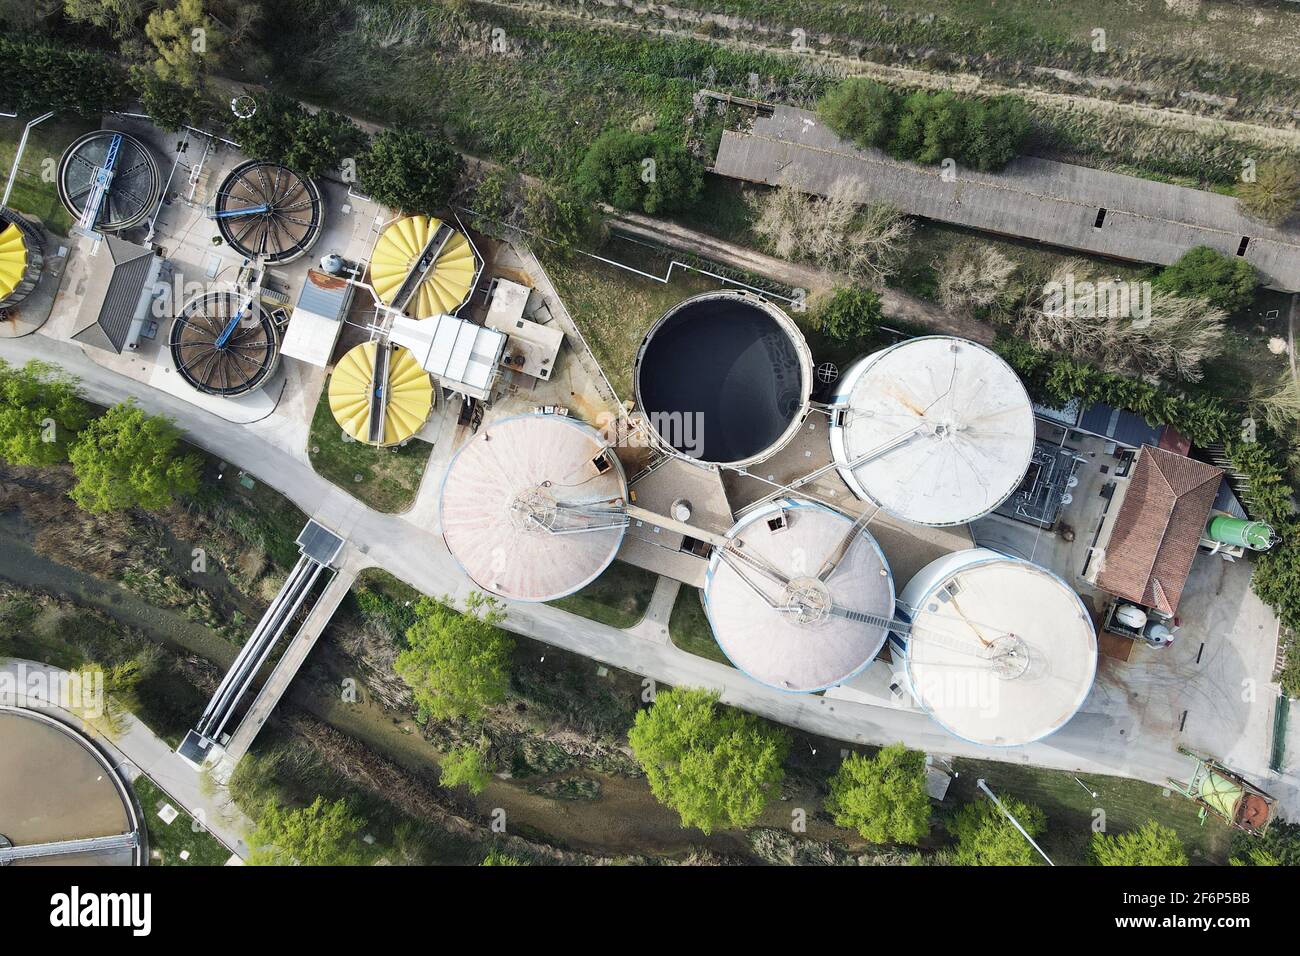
[
  {"xmin": 1154, "ymin": 246, "xmax": 1258, "ymax": 314},
  {"xmin": 0, "ymin": 33, "xmax": 127, "ymax": 115},
  {"xmin": 360, "ymin": 128, "xmax": 462, "ymax": 216},
  {"xmin": 816, "ymin": 287, "xmax": 883, "ymax": 343},
  {"xmin": 575, "ymin": 128, "xmax": 703, "ymax": 214}
]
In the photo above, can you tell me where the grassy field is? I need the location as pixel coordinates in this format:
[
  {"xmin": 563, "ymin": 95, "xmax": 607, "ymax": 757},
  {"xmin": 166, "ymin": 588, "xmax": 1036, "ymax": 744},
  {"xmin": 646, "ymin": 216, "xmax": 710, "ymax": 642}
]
[
  {"xmin": 667, "ymin": 586, "xmax": 731, "ymax": 666},
  {"xmin": 133, "ymin": 775, "xmax": 233, "ymax": 866},
  {"xmin": 307, "ymin": 384, "xmax": 431, "ymax": 514},
  {"xmin": 548, "ymin": 559, "xmax": 659, "ymax": 629},
  {"xmin": 945, "ymin": 757, "xmax": 1234, "ymax": 866},
  {"xmin": 0, "ymin": 115, "xmax": 98, "ymax": 237}
]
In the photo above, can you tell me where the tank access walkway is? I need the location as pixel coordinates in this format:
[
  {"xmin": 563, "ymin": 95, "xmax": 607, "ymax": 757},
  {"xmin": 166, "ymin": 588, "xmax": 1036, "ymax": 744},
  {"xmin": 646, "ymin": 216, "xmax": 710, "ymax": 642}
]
[
  {"xmin": 0, "ymin": 832, "xmax": 139, "ymax": 864},
  {"xmin": 177, "ymin": 520, "xmax": 349, "ymax": 770}
]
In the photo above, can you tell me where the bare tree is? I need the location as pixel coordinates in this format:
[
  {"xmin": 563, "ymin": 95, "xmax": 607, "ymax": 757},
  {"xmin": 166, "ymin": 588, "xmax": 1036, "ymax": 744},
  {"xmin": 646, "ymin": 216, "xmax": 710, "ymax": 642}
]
[
  {"xmin": 937, "ymin": 243, "xmax": 1018, "ymax": 314},
  {"xmin": 750, "ymin": 183, "xmax": 912, "ymax": 284},
  {"xmin": 1020, "ymin": 262, "xmax": 1226, "ymax": 382},
  {"xmin": 1252, "ymin": 371, "xmax": 1300, "ymax": 435}
]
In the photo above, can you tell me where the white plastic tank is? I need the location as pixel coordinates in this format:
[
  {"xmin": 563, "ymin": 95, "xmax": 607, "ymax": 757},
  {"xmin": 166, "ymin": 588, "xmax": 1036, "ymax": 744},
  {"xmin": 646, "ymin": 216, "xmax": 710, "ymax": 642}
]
[
  {"xmin": 894, "ymin": 548, "xmax": 1097, "ymax": 746},
  {"xmin": 829, "ymin": 337, "xmax": 1035, "ymax": 526},
  {"xmin": 703, "ymin": 498, "xmax": 894, "ymax": 693}
]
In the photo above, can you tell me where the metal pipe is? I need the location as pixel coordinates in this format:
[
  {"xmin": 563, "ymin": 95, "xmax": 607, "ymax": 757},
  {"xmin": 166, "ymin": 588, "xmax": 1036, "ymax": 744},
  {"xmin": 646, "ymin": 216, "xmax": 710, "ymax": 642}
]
[
  {"xmin": 977, "ymin": 779, "xmax": 1055, "ymax": 866},
  {"xmin": 1, "ymin": 112, "xmax": 54, "ymax": 209}
]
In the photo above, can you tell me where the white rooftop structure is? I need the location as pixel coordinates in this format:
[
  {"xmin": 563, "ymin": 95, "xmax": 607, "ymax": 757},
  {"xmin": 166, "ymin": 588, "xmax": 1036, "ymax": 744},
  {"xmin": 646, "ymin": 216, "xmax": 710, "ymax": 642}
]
[
  {"xmin": 829, "ymin": 336, "xmax": 1035, "ymax": 527},
  {"xmin": 281, "ymin": 269, "xmax": 354, "ymax": 367},
  {"xmin": 704, "ymin": 498, "xmax": 894, "ymax": 692},
  {"xmin": 484, "ymin": 277, "xmax": 564, "ymax": 381},
  {"xmin": 389, "ymin": 313, "xmax": 505, "ymax": 401},
  {"xmin": 896, "ymin": 548, "xmax": 1097, "ymax": 747},
  {"xmin": 439, "ymin": 414, "xmax": 628, "ymax": 601}
]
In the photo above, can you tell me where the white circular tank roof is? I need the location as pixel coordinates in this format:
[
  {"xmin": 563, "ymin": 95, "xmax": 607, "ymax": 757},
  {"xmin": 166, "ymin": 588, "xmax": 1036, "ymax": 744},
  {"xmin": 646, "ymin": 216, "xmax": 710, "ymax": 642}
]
[
  {"xmin": 704, "ymin": 498, "xmax": 895, "ymax": 693},
  {"xmin": 830, "ymin": 337, "xmax": 1035, "ymax": 527},
  {"xmin": 440, "ymin": 415, "xmax": 628, "ymax": 602},
  {"xmin": 898, "ymin": 548, "xmax": 1097, "ymax": 747}
]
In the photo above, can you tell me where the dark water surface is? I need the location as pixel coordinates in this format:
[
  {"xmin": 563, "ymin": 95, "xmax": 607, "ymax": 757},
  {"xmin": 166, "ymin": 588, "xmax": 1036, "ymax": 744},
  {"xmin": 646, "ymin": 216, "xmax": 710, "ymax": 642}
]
[{"xmin": 637, "ymin": 297, "xmax": 803, "ymax": 463}]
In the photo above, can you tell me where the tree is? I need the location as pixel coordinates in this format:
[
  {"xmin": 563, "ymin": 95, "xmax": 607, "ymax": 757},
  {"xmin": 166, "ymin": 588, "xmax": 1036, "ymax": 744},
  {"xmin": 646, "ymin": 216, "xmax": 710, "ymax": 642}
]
[
  {"xmin": 1238, "ymin": 158, "xmax": 1300, "ymax": 225},
  {"xmin": 523, "ymin": 181, "xmax": 604, "ymax": 252},
  {"xmin": 360, "ymin": 128, "xmax": 462, "ymax": 217},
  {"xmin": 247, "ymin": 796, "xmax": 365, "ymax": 866},
  {"xmin": 1021, "ymin": 261, "xmax": 1226, "ymax": 382},
  {"xmin": 1154, "ymin": 246, "xmax": 1258, "ymax": 314},
  {"xmin": 574, "ymin": 129, "xmax": 703, "ymax": 215},
  {"xmin": 0, "ymin": 359, "xmax": 90, "ymax": 466},
  {"xmin": 0, "ymin": 34, "xmax": 128, "ymax": 116},
  {"xmin": 67, "ymin": 402, "xmax": 200, "ymax": 513},
  {"xmin": 937, "ymin": 242, "xmax": 1019, "ymax": 316},
  {"xmin": 440, "ymin": 744, "xmax": 490, "ymax": 794},
  {"xmin": 395, "ymin": 592, "xmax": 514, "ymax": 722},
  {"xmin": 233, "ymin": 91, "xmax": 369, "ymax": 180},
  {"xmin": 130, "ymin": 67, "xmax": 213, "ymax": 131},
  {"xmin": 750, "ymin": 184, "xmax": 912, "ymax": 284},
  {"xmin": 949, "ymin": 795, "xmax": 1046, "ymax": 865},
  {"xmin": 144, "ymin": 0, "xmax": 225, "ymax": 88},
  {"xmin": 824, "ymin": 745, "xmax": 931, "ymax": 845},
  {"xmin": 63, "ymin": 0, "xmax": 149, "ymax": 39},
  {"xmin": 816, "ymin": 287, "xmax": 883, "ymax": 343},
  {"xmin": 1230, "ymin": 820, "xmax": 1300, "ymax": 866},
  {"xmin": 1090, "ymin": 820, "xmax": 1187, "ymax": 866},
  {"xmin": 817, "ymin": 77, "xmax": 898, "ymax": 149},
  {"xmin": 627, "ymin": 687, "xmax": 789, "ymax": 834}
]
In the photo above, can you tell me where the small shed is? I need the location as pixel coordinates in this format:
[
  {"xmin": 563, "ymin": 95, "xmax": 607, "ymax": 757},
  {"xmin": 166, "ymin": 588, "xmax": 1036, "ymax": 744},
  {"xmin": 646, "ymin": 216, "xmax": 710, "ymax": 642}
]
[
  {"xmin": 281, "ymin": 269, "xmax": 354, "ymax": 367},
  {"xmin": 483, "ymin": 277, "xmax": 563, "ymax": 381}
]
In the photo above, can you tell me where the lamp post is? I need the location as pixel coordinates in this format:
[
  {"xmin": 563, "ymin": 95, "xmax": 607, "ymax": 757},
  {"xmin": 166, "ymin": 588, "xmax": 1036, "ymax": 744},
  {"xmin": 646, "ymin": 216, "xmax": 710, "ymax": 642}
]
[{"xmin": 1, "ymin": 112, "xmax": 54, "ymax": 209}]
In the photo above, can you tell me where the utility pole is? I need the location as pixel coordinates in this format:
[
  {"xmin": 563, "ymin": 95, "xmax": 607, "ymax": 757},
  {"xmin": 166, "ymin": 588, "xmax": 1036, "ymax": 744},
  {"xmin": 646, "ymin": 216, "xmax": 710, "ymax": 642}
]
[{"xmin": 977, "ymin": 778, "xmax": 1055, "ymax": 866}]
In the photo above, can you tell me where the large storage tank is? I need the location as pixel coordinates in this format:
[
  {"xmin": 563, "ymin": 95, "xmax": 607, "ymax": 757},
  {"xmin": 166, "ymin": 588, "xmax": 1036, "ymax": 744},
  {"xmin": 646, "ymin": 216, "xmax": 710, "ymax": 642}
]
[
  {"xmin": 439, "ymin": 415, "xmax": 628, "ymax": 602},
  {"xmin": 369, "ymin": 215, "xmax": 476, "ymax": 318},
  {"xmin": 57, "ymin": 130, "xmax": 160, "ymax": 233},
  {"xmin": 829, "ymin": 336, "xmax": 1034, "ymax": 526},
  {"xmin": 704, "ymin": 498, "xmax": 894, "ymax": 692},
  {"xmin": 212, "ymin": 160, "xmax": 323, "ymax": 264},
  {"xmin": 169, "ymin": 291, "xmax": 281, "ymax": 396},
  {"xmin": 0, "ymin": 210, "xmax": 43, "ymax": 309},
  {"xmin": 329, "ymin": 341, "xmax": 434, "ymax": 446},
  {"xmin": 894, "ymin": 548, "xmax": 1097, "ymax": 747},
  {"xmin": 634, "ymin": 291, "xmax": 812, "ymax": 468},
  {"xmin": 0, "ymin": 707, "xmax": 143, "ymax": 865}
]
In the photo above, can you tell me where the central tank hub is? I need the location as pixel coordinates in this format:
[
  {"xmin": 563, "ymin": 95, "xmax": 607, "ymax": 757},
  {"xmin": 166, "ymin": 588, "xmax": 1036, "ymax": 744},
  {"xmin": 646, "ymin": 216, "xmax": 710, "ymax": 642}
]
[
  {"xmin": 982, "ymin": 633, "xmax": 1031, "ymax": 680},
  {"xmin": 783, "ymin": 576, "xmax": 832, "ymax": 625},
  {"xmin": 509, "ymin": 487, "xmax": 556, "ymax": 533}
]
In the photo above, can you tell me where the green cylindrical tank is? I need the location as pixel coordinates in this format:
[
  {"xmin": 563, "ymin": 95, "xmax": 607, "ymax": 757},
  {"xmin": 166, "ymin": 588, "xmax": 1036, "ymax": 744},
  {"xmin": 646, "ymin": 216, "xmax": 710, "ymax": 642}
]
[{"xmin": 1206, "ymin": 515, "xmax": 1275, "ymax": 551}]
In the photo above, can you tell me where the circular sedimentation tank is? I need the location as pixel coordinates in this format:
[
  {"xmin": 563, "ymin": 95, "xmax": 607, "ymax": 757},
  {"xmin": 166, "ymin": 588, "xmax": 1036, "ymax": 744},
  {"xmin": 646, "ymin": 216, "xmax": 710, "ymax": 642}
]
[
  {"xmin": 829, "ymin": 336, "xmax": 1035, "ymax": 527},
  {"xmin": 439, "ymin": 415, "xmax": 628, "ymax": 602},
  {"xmin": 57, "ymin": 131, "xmax": 160, "ymax": 233},
  {"xmin": 634, "ymin": 291, "xmax": 812, "ymax": 468},
  {"xmin": 170, "ymin": 291, "xmax": 280, "ymax": 396},
  {"xmin": 0, "ymin": 210, "xmax": 43, "ymax": 309},
  {"xmin": 369, "ymin": 215, "xmax": 476, "ymax": 318},
  {"xmin": 329, "ymin": 341, "xmax": 434, "ymax": 447},
  {"xmin": 704, "ymin": 498, "xmax": 894, "ymax": 692},
  {"xmin": 213, "ymin": 160, "xmax": 323, "ymax": 263},
  {"xmin": 0, "ymin": 707, "xmax": 142, "ymax": 866},
  {"xmin": 895, "ymin": 548, "xmax": 1097, "ymax": 747}
]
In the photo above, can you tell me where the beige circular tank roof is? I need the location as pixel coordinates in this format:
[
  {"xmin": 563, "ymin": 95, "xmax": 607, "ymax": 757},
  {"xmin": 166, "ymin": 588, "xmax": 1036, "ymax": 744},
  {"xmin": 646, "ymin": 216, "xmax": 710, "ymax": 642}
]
[
  {"xmin": 898, "ymin": 549, "xmax": 1097, "ymax": 747},
  {"xmin": 830, "ymin": 337, "xmax": 1035, "ymax": 527},
  {"xmin": 704, "ymin": 498, "xmax": 894, "ymax": 692},
  {"xmin": 439, "ymin": 415, "xmax": 628, "ymax": 602}
]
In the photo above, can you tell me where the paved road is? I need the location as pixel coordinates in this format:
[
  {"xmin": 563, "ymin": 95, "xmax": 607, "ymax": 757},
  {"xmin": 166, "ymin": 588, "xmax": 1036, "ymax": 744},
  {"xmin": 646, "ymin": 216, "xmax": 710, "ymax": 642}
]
[{"xmin": 4, "ymin": 333, "xmax": 1294, "ymax": 814}]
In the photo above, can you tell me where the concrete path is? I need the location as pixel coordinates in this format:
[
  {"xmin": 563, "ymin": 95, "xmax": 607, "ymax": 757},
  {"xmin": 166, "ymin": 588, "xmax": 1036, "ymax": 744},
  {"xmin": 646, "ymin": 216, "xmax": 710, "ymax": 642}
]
[
  {"xmin": 4, "ymin": 331, "xmax": 1297, "ymax": 819},
  {"xmin": 623, "ymin": 575, "xmax": 681, "ymax": 645},
  {"xmin": 0, "ymin": 658, "xmax": 251, "ymax": 859}
]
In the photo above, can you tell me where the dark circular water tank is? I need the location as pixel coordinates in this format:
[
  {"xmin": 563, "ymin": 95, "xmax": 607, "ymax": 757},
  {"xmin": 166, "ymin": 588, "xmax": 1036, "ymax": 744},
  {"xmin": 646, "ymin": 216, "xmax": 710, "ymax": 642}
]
[{"xmin": 635, "ymin": 292, "xmax": 808, "ymax": 465}]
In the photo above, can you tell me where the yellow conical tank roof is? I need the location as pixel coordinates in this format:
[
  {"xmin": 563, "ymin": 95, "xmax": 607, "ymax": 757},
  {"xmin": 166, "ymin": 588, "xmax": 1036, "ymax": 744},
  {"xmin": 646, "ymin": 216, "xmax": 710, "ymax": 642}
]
[
  {"xmin": 328, "ymin": 342, "xmax": 434, "ymax": 447},
  {"xmin": 0, "ymin": 221, "xmax": 29, "ymax": 302},
  {"xmin": 369, "ymin": 215, "xmax": 475, "ymax": 318}
]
